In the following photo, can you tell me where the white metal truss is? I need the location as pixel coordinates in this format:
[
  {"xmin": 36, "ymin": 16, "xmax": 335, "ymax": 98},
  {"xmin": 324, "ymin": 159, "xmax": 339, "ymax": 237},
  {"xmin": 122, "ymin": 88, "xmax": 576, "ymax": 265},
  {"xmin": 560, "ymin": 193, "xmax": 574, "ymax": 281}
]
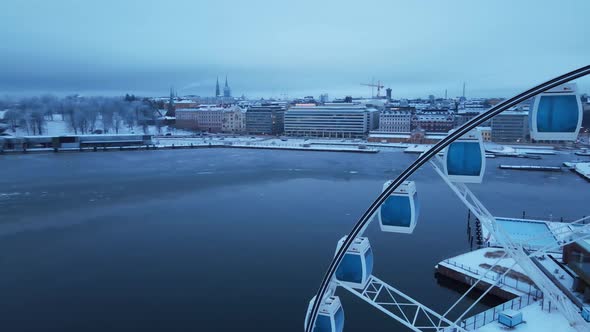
[
  {"xmin": 337, "ymin": 275, "xmax": 466, "ymax": 332},
  {"xmin": 327, "ymin": 155, "xmax": 590, "ymax": 332},
  {"xmin": 430, "ymin": 156, "xmax": 589, "ymax": 331}
]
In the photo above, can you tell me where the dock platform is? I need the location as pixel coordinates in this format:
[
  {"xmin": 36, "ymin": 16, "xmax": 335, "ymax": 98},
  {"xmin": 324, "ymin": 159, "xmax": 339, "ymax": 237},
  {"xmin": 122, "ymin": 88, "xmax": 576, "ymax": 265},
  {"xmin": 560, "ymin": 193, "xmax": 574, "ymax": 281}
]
[
  {"xmin": 574, "ymin": 163, "xmax": 590, "ymax": 181},
  {"xmin": 498, "ymin": 165, "xmax": 561, "ymax": 172}
]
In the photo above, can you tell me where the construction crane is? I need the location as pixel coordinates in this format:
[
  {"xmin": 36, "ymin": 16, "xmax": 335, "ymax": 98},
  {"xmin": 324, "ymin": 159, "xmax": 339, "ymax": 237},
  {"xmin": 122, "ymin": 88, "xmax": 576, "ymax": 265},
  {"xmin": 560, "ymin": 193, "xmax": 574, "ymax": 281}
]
[{"xmin": 360, "ymin": 80, "xmax": 384, "ymax": 98}]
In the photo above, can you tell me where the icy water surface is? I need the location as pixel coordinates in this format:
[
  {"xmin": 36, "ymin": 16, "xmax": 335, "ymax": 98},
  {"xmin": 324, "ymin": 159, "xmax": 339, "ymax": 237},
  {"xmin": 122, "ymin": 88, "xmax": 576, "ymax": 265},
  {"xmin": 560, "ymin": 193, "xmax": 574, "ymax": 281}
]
[{"xmin": 0, "ymin": 149, "xmax": 588, "ymax": 331}]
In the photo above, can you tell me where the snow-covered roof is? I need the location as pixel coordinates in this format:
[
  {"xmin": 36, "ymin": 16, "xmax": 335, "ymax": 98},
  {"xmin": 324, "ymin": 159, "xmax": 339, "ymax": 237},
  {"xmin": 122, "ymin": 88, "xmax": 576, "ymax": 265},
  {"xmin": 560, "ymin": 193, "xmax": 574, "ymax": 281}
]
[{"xmin": 369, "ymin": 132, "xmax": 410, "ymax": 138}]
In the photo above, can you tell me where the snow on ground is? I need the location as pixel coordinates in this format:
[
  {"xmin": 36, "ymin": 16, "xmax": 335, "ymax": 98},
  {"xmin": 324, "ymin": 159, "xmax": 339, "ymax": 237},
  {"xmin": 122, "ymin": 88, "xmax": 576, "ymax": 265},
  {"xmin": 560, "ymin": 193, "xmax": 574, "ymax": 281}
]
[
  {"xmin": 404, "ymin": 144, "xmax": 433, "ymax": 153},
  {"xmin": 444, "ymin": 247, "xmax": 577, "ymax": 300},
  {"xmin": 485, "ymin": 143, "xmax": 517, "ymax": 154},
  {"xmin": 154, "ymin": 137, "xmax": 379, "ymax": 152},
  {"xmin": 10, "ymin": 115, "xmax": 193, "ymax": 137},
  {"xmin": 513, "ymin": 148, "xmax": 556, "ymax": 155},
  {"xmin": 446, "ymin": 248, "xmax": 526, "ymax": 276},
  {"xmin": 440, "ymin": 248, "xmax": 540, "ymax": 296},
  {"xmin": 475, "ymin": 301, "xmax": 577, "ymax": 332},
  {"xmin": 507, "ymin": 145, "xmax": 555, "ymax": 150},
  {"xmin": 535, "ymin": 254, "xmax": 574, "ymax": 291},
  {"xmin": 484, "ymin": 143, "xmax": 556, "ymax": 156},
  {"xmin": 4, "ymin": 118, "xmax": 588, "ymax": 159},
  {"xmin": 575, "ymin": 163, "xmax": 590, "ymax": 180}
]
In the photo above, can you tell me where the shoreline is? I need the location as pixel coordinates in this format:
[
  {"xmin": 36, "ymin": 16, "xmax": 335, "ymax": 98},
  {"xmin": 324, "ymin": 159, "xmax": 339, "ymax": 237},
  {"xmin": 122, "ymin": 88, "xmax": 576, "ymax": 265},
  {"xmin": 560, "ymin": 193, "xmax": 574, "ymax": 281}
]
[{"xmin": 0, "ymin": 142, "xmax": 379, "ymax": 155}]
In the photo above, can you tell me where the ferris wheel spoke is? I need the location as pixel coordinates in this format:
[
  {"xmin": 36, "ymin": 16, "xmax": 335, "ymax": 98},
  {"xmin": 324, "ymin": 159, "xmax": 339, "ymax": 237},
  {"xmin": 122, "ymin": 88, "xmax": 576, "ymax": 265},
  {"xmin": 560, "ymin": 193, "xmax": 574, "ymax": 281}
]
[
  {"xmin": 305, "ymin": 66, "xmax": 590, "ymax": 332},
  {"xmin": 431, "ymin": 149, "xmax": 590, "ymax": 329},
  {"xmin": 337, "ymin": 275, "xmax": 466, "ymax": 332}
]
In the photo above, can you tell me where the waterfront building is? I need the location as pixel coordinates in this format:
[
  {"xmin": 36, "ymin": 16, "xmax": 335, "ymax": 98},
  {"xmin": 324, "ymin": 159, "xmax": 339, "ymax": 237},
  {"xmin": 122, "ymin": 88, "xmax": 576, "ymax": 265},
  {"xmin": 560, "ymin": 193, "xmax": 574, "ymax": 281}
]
[
  {"xmin": 408, "ymin": 101, "xmax": 431, "ymax": 111},
  {"xmin": 221, "ymin": 106, "xmax": 246, "ymax": 133},
  {"xmin": 490, "ymin": 111, "xmax": 529, "ymax": 142},
  {"xmin": 367, "ymin": 108, "xmax": 379, "ymax": 132},
  {"xmin": 378, "ymin": 108, "xmax": 413, "ymax": 133},
  {"xmin": 246, "ymin": 103, "xmax": 286, "ymax": 135},
  {"xmin": 367, "ymin": 131, "xmax": 446, "ymax": 144},
  {"xmin": 479, "ymin": 127, "xmax": 492, "ymax": 142},
  {"xmin": 284, "ymin": 104, "xmax": 375, "ymax": 138},
  {"xmin": 563, "ymin": 240, "xmax": 590, "ymax": 301},
  {"xmin": 411, "ymin": 110, "xmax": 455, "ymax": 133},
  {"xmin": 152, "ymin": 95, "xmax": 199, "ymax": 111},
  {"xmin": 459, "ymin": 98, "xmax": 488, "ymax": 111},
  {"xmin": 176, "ymin": 106, "xmax": 224, "ymax": 132},
  {"xmin": 176, "ymin": 105, "xmax": 244, "ymax": 133},
  {"xmin": 455, "ymin": 110, "xmax": 492, "ymax": 128},
  {"xmin": 455, "ymin": 111, "xmax": 478, "ymax": 127},
  {"xmin": 173, "ymin": 99, "xmax": 200, "ymax": 109}
]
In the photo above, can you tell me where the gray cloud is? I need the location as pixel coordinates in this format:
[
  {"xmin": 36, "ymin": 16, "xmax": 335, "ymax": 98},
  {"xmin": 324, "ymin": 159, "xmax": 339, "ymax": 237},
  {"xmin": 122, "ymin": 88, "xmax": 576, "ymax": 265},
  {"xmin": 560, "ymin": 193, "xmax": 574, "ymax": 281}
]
[{"xmin": 0, "ymin": 0, "xmax": 588, "ymax": 98}]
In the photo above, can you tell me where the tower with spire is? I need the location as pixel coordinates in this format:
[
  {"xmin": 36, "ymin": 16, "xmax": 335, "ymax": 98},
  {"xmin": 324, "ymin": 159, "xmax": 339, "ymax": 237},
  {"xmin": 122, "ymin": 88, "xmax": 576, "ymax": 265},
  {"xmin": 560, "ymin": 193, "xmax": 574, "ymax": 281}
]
[
  {"xmin": 223, "ymin": 76, "xmax": 231, "ymax": 98},
  {"xmin": 168, "ymin": 86, "xmax": 175, "ymax": 114},
  {"xmin": 215, "ymin": 77, "xmax": 221, "ymax": 97}
]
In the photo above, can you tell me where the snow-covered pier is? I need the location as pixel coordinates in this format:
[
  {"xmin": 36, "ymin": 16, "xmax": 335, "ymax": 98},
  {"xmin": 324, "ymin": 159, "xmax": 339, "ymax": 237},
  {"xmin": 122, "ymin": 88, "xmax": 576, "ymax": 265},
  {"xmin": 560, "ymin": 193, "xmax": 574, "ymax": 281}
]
[
  {"xmin": 0, "ymin": 135, "xmax": 380, "ymax": 154},
  {"xmin": 436, "ymin": 248, "xmax": 582, "ymax": 332},
  {"xmin": 574, "ymin": 163, "xmax": 590, "ymax": 181},
  {"xmin": 498, "ymin": 165, "xmax": 562, "ymax": 172},
  {"xmin": 436, "ymin": 248, "xmax": 541, "ymax": 300}
]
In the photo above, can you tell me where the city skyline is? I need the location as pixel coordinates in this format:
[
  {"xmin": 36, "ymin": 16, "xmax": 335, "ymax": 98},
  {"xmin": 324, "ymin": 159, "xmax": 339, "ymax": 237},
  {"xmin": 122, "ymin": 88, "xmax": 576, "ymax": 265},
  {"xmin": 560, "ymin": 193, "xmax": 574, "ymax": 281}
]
[{"xmin": 1, "ymin": 1, "xmax": 589, "ymax": 98}]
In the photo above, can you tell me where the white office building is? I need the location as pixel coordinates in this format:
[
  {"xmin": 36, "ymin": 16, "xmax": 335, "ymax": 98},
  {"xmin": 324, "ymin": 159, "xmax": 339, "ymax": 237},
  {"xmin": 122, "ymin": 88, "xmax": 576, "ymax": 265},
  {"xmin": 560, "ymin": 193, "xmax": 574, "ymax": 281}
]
[
  {"xmin": 284, "ymin": 104, "xmax": 376, "ymax": 138},
  {"xmin": 378, "ymin": 110, "xmax": 412, "ymax": 133}
]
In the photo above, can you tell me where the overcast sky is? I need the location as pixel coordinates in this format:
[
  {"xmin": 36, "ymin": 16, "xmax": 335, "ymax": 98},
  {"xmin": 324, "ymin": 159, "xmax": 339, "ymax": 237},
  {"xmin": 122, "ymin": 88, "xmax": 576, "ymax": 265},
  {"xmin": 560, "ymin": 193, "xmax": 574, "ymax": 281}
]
[{"xmin": 0, "ymin": 0, "xmax": 588, "ymax": 99}]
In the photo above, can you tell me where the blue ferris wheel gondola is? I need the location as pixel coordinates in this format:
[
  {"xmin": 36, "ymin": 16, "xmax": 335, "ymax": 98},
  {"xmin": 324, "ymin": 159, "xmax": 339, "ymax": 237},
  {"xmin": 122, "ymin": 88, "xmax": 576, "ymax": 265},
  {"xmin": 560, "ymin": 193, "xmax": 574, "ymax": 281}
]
[
  {"xmin": 305, "ymin": 295, "xmax": 345, "ymax": 332},
  {"xmin": 443, "ymin": 128, "xmax": 486, "ymax": 183},
  {"xmin": 530, "ymin": 83, "xmax": 583, "ymax": 141},
  {"xmin": 378, "ymin": 180, "xmax": 419, "ymax": 234},
  {"xmin": 334, "ymin": 236, "xmax": 373, "ymax": 289}
]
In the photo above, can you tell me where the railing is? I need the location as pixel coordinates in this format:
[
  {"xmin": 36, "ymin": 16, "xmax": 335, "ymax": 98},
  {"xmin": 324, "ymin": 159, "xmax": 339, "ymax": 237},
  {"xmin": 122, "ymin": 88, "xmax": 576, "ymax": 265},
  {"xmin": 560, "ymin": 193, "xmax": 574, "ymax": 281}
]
[
  {"xmin": 443, "ymin": 259, "xmax": 543, "ymax": 298},
  {"xmin": 516, "ymin": 214, "xmax": 584, "ymax": 224},
  {"xmin": 443, "ymin": 259, "xmax": 482, "ymax": 276},
  {"xmin": 460, "ymin": 295, "xmax": 536, "ymax": 331}
]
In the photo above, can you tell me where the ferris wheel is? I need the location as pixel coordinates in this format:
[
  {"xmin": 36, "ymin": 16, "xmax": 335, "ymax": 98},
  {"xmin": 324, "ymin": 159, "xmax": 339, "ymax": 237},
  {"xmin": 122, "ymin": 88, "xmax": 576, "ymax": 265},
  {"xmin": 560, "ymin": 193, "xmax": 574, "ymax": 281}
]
[{"xmin": 304, "ymin": 65, "xmax": 590, "ymax": 332}]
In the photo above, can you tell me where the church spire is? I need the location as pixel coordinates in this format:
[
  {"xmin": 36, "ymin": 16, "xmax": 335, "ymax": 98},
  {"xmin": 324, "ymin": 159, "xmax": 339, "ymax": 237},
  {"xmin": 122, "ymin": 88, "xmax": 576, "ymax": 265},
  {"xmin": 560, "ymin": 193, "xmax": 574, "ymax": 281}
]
[
  {"xmin": 223, "ymin": 75, "xmax": 231, "ymax": 98},
  {"xmin": 215, "ymin": 77, "xmax": 221, "ymax": 97}
]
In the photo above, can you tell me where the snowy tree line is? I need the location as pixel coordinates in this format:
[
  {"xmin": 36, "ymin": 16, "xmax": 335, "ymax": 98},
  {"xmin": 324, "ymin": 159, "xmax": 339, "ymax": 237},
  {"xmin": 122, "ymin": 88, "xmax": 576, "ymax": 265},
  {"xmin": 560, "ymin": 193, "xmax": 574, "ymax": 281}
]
[{"xmin": 0, "ymin": 95, "xmax": 164, "ymax": 135}]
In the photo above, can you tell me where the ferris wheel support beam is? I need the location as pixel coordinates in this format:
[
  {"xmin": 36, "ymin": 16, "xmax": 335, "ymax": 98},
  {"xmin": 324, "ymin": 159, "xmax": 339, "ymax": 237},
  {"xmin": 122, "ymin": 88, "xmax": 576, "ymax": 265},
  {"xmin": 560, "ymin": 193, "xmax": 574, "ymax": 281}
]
[
  {"xmin": 429, "ymin": 157, "xmax": 589, "ymax": 330},
  {"xmin": 336, "ymin": 276, "xmax": 466, "ymax": 332},
  {"xmin": 305, "ymin": 65, "xmax": 590, "ymax": 332}
]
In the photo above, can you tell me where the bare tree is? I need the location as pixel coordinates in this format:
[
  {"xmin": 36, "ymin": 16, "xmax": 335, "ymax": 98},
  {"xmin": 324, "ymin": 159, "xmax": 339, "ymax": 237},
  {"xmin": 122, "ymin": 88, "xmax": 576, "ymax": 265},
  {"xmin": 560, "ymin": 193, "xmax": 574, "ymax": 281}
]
[
  {"xmin": 29, "ymin": 108, "xmax": 46, "ymax": 135},
  {"xmin": 63, "ymin": 99, "xmax": 79, "ymax": 134},
  {"xmin": 0, "ymin": 95, "xmax": 159, "ymax": 136},
  {"xmin": 113, "ymin": 111, "xmax": 123, "ymax": 134},
  {"xmin": 5, "ymin": 109, "xmax": 23, "ymax": 133}
]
